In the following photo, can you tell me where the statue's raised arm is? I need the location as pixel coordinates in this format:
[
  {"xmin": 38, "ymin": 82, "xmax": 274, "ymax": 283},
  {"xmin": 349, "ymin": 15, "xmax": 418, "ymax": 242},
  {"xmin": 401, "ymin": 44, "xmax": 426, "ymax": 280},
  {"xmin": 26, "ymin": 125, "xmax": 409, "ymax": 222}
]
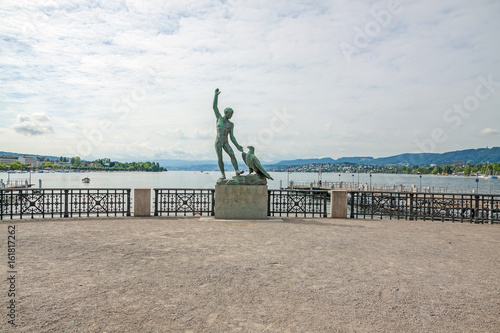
[{"xmin": 213, "ymin": 88, "xmax": 222, "ymax": 119}]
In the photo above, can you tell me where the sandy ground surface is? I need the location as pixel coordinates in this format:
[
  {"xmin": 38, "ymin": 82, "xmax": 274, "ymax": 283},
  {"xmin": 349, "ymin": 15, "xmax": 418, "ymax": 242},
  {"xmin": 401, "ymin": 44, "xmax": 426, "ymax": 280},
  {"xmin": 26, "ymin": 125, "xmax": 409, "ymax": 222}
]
[{"xmin": 1, "ymin": 216, "xmax": 499, "ymax": 332}]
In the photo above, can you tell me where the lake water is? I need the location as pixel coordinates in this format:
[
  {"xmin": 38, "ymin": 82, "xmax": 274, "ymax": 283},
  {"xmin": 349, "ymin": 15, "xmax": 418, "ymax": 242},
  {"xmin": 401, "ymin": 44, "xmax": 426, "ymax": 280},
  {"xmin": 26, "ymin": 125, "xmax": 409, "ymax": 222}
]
[{"xmin": 1, "ymin": 171, "xmax": 499, "ymax": 194}]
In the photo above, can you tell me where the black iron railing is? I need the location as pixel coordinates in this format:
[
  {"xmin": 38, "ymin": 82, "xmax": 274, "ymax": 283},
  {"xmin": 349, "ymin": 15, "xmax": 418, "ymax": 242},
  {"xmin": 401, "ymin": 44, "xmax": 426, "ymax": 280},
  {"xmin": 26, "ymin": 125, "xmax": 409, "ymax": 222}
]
[
  {"xmin": 1, "ymin": 188, "xmax": 131, "ymax": 220},
  {"xmin": 154, "ymin": 188, "xmax": 215, "ymax": 216},
  {"xmin": 268, "ymin": 190, "xmax": 328, "ymax": 217},
  {"xmin": 348, "ymin": 191, "xmax": 500, "ymax": 223}
]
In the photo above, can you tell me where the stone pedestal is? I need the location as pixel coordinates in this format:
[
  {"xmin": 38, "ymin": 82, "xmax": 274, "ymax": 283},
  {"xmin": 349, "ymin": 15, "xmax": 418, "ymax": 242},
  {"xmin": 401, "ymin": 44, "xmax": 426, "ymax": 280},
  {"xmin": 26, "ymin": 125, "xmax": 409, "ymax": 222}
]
[
  {"xmin": 215, "ymin": 185, "xmax": 268, "ymax": 220},
  {"xmin": 330, "ymin": 190, "xmax": 348, "ymax": 218}
]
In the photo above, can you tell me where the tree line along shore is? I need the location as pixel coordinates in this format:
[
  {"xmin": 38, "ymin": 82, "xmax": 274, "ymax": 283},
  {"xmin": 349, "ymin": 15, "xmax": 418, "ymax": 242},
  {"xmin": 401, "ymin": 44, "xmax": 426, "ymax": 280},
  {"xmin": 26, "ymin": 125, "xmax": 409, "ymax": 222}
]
[{"xmin": 0, "ymin": 157, "xmax": 166, "ymax": 172}]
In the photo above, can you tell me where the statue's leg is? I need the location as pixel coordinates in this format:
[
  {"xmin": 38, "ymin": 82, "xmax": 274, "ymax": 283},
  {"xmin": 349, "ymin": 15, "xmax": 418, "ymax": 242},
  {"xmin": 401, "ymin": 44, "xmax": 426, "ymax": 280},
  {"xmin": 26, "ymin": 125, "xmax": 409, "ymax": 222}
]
[
  {"xmin": 223, "ymin": 143, "xmax": 243, "ymax": 175},
  {"xmin": 215, "ymin": 142, "xmax": 225, "ymax": 179}
]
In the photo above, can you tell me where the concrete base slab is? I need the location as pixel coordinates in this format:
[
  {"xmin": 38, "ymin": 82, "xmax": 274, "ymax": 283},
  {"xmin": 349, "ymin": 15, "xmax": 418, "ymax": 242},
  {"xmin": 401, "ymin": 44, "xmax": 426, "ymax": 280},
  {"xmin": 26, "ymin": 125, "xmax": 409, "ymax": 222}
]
[{"xmin": 215, "ymin": 184, "xmax": 268, "ymax": 220}]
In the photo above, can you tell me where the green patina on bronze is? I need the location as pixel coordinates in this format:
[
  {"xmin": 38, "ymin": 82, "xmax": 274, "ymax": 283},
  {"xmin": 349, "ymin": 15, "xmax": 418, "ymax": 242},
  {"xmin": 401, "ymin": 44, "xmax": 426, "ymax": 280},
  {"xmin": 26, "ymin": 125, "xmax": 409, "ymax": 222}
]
[
  {"xmin": 217, "ymin": 174, "xmax": 267, "ymax": 185},
  {"xmin": 213, "ymin": 88, "xmax": 243, "ymax": 180},
  {"xmin": 213, "ymin": 89, "xmax": 274, "ymax": 185},
  {"xmin": 242, "ymin": 146, "xmax": 273, "ymax": 181}
]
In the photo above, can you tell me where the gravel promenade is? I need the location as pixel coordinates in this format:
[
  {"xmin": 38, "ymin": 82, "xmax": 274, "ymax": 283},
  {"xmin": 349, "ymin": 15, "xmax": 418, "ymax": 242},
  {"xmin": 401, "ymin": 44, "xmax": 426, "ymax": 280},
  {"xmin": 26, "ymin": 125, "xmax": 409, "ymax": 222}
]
[{"xmin": 1, "ymin": 217, "xmax": 499, "ymax": 332}]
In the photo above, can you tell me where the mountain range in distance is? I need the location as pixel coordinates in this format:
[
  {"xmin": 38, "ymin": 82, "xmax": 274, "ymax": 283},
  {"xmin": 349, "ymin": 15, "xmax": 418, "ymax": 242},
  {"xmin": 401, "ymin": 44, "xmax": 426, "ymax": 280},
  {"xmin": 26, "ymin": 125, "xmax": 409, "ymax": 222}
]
[
  {"xmin": 272, "ymin": 147, "xmax": 500, "ymax": 167},
  {"xmin": 1, "ymin": 147, "xmax": 499, "ymax": 170},
  {"xmin": 151, "ymin": 147, "xmax": 500, "ymax": 170}
]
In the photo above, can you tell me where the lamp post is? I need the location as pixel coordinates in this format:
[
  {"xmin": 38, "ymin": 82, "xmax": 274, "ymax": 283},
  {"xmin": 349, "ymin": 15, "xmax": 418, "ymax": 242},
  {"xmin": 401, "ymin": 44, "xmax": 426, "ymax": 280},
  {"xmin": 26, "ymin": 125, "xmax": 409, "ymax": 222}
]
[
  {"xmin": 369, "ymin": 172, "xmax": 372, "ymax": 190},
  {"xmin": 476, "ymin": 173, "xmax": 479, "ymax": 193},
  {"xmin": 287, "ymin": 168, "xmax": 290, "ymax": 187},
  {"xmin": 352, "ymin": 174, "xmax": 354, "ymax": 189},
  {"xmin": 357, "ymin": 167, "xmax": 360, "ymax": 187},
  {"xmin": 418, "ymin": 172, "xmax": 422, "ymax": 192}
]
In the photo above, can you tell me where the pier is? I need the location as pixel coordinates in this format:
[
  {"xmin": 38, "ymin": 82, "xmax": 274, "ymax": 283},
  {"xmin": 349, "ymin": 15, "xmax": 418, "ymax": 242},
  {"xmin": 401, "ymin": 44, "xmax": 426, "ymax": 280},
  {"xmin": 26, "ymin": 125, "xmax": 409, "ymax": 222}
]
[
  {"xmin": 1, "ymin": 171, "xmax": 34, "ymax": 189},
  {"xmin": 286, "ymin": 180, "xmax": 485, "ymax": 194}
]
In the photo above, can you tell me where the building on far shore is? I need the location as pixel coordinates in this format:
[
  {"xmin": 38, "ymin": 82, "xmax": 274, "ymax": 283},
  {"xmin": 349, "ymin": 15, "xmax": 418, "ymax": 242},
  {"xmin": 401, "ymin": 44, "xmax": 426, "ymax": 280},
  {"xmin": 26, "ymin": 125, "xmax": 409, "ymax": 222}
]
[
  {"xmin": 55, "ymin": 160, "xmax": 72, "ymax": 167},
  {"xmin": 19, "ymin": 155, "xmax": 43, "ymax": 167},
  {"xmin": 0, "ymin": 156, "xmax": 19, "ymax": 166}
]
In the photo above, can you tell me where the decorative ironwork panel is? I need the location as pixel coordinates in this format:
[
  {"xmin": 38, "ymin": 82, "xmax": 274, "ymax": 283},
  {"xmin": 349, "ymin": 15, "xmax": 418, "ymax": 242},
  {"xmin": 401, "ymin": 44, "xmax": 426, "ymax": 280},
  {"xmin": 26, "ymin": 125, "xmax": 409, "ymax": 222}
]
[
  {"xmin": 349, "ymin": 191, "xmax": 500, "ymax": 224},
  {"xmin": 1, "ymin": 189, "xmax": 65, "ymax": 219},
  {"xmin": 154, "ymin": 189, "xmax": 215, "ymax": 216},
  {"xmin": 67, "ymin": 189, "xmax": 131, "ymax": 217},
  {"xmin": 1, "ymin": 188, "xmax": 131, "ymax": 220},
  {"xmin": 268, "ymin": 190, "xmax": 328, "ymax": 217}
]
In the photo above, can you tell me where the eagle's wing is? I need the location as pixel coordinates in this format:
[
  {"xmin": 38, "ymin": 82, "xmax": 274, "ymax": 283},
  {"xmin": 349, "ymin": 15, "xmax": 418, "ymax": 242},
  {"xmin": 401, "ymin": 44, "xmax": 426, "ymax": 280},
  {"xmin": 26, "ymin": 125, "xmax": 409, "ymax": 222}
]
[{"xmin": 253, "ymin": 155, "xmax": 274, "ymax": 180}]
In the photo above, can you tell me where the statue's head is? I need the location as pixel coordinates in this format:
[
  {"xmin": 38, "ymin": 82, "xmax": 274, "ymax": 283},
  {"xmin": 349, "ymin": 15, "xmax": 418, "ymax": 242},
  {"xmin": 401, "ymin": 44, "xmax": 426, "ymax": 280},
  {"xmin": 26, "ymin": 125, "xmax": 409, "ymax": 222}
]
[
  {"xmin": 247, "ymin": 146, "xmax": 255, "ymax": 153},
  {"xmin": 224, "ymin": 107, "xmax": 234, "ymax": 119}
]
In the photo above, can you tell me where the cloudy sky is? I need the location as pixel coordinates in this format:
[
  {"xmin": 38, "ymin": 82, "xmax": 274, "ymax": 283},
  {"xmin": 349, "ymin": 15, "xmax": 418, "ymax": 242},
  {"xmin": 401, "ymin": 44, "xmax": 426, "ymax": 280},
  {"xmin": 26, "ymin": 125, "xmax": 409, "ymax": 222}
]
[{"xmin": 1, "ymin": 0, "xmax": 499, "ymax": 162}]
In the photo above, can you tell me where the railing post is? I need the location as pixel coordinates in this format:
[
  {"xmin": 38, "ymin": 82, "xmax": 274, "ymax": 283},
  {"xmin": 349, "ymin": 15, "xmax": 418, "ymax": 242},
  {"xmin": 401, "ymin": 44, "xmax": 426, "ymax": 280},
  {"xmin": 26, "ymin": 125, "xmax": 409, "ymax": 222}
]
[
  {"xmin": 154, "ymin": 189, "xmax": 159, "ymax": 216},
  {"xmin": 64, "ymin": 189, "xmax": 69, "ymax": 218},
  {"xmin": 490, "ymin": 196, "xmax": 494, "ymax": 224},
  {"xmin": 267, "ymin": 190, "xmax": 271, "ymax": 216},
  {"xmin": 323, "ymin": 192, "xmax": 327, "ymax": 217},
  {"xmin": 474, "ymin": 195, "xmax": 479, "ymax": 223},
  {"xmin": 350, "ymin": 191, "xmax": 355, "ymax": 218},
  {"xmin": 126, "ymin": 189, "xmax": 131, "ymax": 216},
  {"xmin": 409, "ymin": 193, "xmax": 414, "ymax": 221},
  {"xmin": 17, "ymin": 190, "xmax": 22, "ymax": 219},
  {"xmin": 0, "ymin": 190, "xmax": 3, "ymax": 220},
  {"xmin": 469, "ymin": 195, "xmax": 474, "ymax": 223},
  {"xmin": 211, "ymin": 189, "xmax": 215, "ymax": 216}
]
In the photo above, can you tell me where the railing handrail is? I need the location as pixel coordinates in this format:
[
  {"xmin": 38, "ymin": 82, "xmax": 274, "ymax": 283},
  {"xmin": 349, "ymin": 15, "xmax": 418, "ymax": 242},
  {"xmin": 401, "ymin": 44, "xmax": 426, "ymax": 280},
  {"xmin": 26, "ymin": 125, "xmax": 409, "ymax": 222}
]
[
  {"xmin": 271, "ymin": 188, "xmax": 331, "ymax": 192},
  {"xmin": 1, "ymin": 187, "xmax": 132, "ymax": 191},
  {"xmin": 153, "ymin": 188, "xmax": 215, "ymax": 190},
  {"xmin": 348, "ymin": 190, "xmax": 499, "ymax": 197}
]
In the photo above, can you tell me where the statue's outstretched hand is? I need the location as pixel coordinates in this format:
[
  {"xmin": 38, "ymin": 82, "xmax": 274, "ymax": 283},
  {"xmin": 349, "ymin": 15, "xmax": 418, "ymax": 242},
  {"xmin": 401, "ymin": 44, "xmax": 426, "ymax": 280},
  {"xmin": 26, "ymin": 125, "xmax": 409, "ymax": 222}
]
[
  {"xmin": 215, "ymin": 88, "xmax": 221, "ymax": 95},
  {"xmin": 237, "ymin": 145, "xmax": 244, "ymax": 152}
]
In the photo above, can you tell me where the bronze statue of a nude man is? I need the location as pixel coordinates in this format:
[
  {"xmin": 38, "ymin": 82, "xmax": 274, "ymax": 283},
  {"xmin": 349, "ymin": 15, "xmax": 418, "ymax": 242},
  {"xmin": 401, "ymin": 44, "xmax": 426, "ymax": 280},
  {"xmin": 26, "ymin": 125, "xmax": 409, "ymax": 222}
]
[{"xmin": 213, "ymin": 88, "xmax": 244, "ymax": 180}]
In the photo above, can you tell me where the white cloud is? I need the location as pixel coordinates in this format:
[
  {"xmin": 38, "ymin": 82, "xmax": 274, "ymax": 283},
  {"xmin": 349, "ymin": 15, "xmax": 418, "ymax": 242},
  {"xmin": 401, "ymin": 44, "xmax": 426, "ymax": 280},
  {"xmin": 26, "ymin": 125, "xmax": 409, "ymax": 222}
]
[
  {"xmin": 480, "ymin": 128, "xmax": 499, "ymax": 136},
  {"xmin": 10, "ymin": 112, "xmax": 54, "ymax": 136}
]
